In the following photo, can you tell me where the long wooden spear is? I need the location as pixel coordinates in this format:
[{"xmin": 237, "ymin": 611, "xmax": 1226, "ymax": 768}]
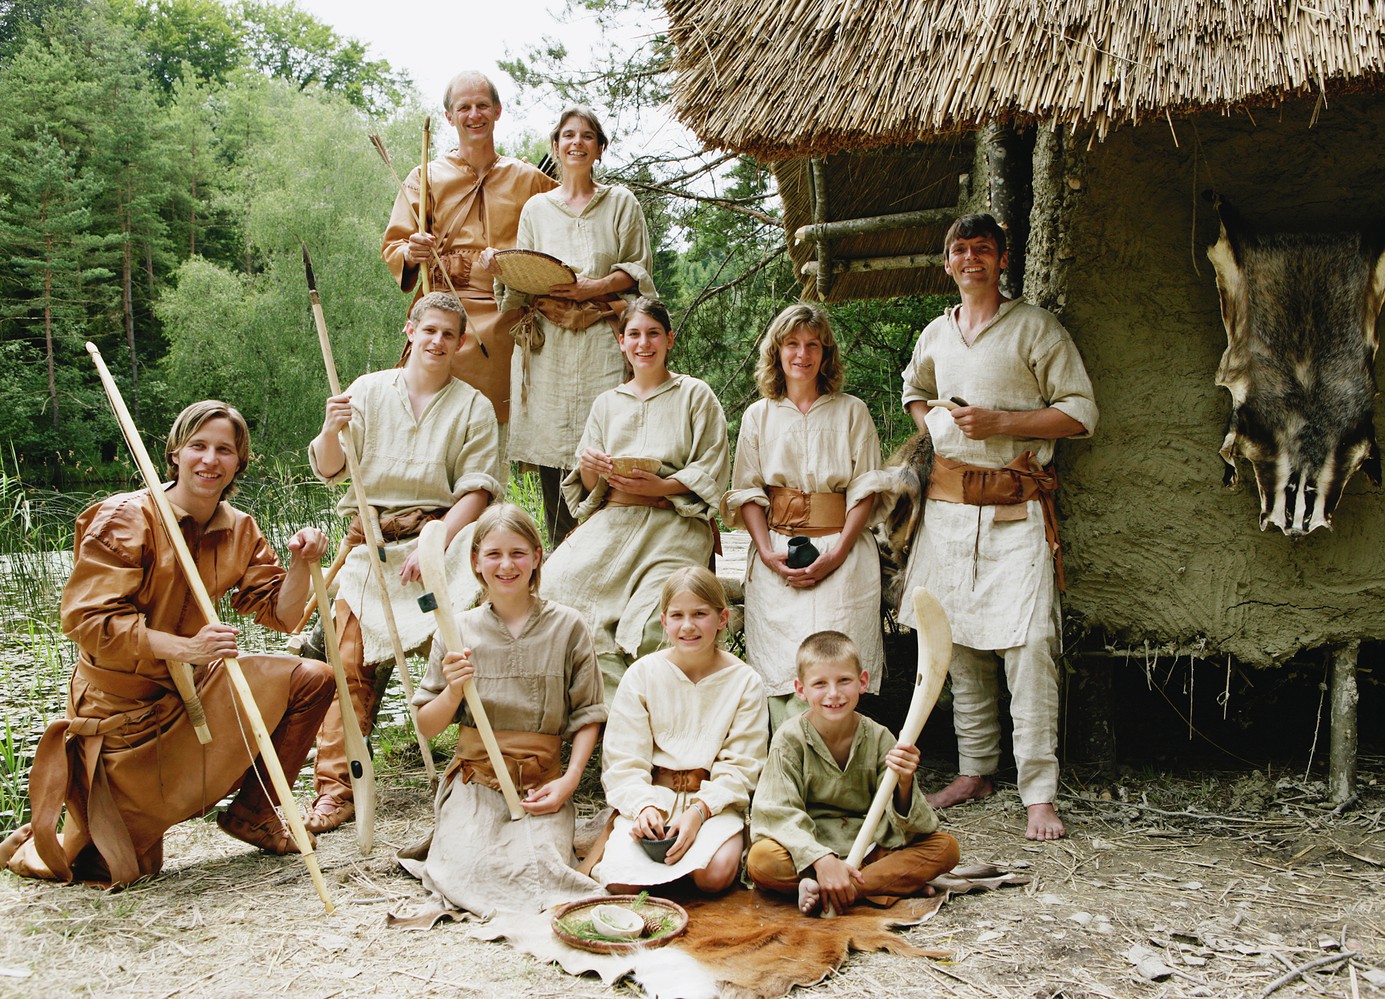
[
  {"xmin": 309, "ymin": 560, "xmax": 376, "ymax": 853},
  {"xmin": 301, "ymin": 242, "xmax": 437, "ymax": 786},
  {"xmin": 369, "ymin": 129, "xmax": 488, "ymax": 358},
  {"xmin": 419, "ymin": 116, "xmax": 432, "ymax": 295},
  {"xmin": 85, "ymin": 342, "xmax": 334, "ymax": 913}
]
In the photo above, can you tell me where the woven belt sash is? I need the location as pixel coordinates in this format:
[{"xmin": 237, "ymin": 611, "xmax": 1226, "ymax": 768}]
[
  {"xmin": 446, "ymin": 727, "xmax": 562, "ymax": 794},
  {"xmin": 926, "ymin": 451, "xmax": 1066, "ymax": 591},
  {"xmin": 765, "ymin": 486, "xmax": 847, "ymax": 538},
  {"xmin": 510, "ymin": 293, "xmax": 627, "ymax": 403},
  {"xmin": 605, "ymin": 490, "xmax": 674, "ymax": 511},
  {"xmin": 651, "ymin": 766, "xmax": 709, "ymax": 793}
]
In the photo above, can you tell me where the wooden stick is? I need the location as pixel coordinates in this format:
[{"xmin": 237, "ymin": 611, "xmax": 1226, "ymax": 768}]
[
  {"xmin": 291, "ymin": 540, "xmax": 351, "ymax": 635},
  {"xmin": 419, "ymin": 116, "xmax": 432, "ymax": 295},
  {"xmin": 168, "ymin": 661, "xmax": 211, "ymax": 745},
  {"xmin": 301, "ymin": 242, "xmax": 438, "ymax": 787},
  {"xmin": 414, "ymin": 520, "xmax": 524, "ymax": 819},
  {"xmin": 823, "ymin": 587, "xmax": 951, "ymax": 918},
  {"xmin": 309, "ymin": 561, "xmax": 377, "ymax": 854},
  {"xmin": 85, "ymin": 342, "xmax": 333, "ymax": 913},
  {"xmin": 368, "ymin": 130, "xmax": 488, "ymax": 358}
]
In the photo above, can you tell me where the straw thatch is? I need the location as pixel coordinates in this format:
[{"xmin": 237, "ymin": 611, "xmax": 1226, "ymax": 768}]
[{"xmin": 666, "ymin": 0, "xmax": 1385, "ymax": 160}]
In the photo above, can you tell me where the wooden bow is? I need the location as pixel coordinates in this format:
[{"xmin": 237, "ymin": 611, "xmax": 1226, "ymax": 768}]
[
  {"xmin": 86, "ymin": 342, "xmax": 334, "ymax": 913},
  {"xmin": 309, "ymin": 560, "xmax": 377, "ymax": 854},
  {"xmin": 824, "ymin": 587, "xmax": 951, "ymax": 918},
  {"xmin": 414, "ymin": 519, "xmax": 523, "ymax": 819},
  {"xmin": 302, "ymin": 242, "xmax": 438, "ymax": 787}
]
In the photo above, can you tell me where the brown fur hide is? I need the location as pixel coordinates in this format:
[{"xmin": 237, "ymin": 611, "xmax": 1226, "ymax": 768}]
[{"xmin": 875, "ymin": 428, "xmax": 934, "ymax": 611}]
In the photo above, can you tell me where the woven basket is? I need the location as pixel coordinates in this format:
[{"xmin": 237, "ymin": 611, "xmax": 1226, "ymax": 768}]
[
  {"xmin": 494, "ymin": 249, "xmax": 576, "ymax": 295},
  {"xmin": 550, "ymin": 894, "xmax": 689, "ymax": 954}
]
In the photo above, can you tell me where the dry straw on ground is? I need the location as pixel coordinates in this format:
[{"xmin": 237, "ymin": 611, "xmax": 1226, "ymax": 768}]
[{"xmin": 2, "ymin": 760, "xmax": 1382, "ymax": 997}]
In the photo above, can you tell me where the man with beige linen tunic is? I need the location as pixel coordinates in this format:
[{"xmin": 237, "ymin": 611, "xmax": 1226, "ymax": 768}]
[
  {"xmin": 381, "ymin": 70, "xmax": 555, "ymax": 426},
  {"xmin": 897, "ymin": 213, "xmax": 1097, "ymax": 842},
  {"xmin": 304, "ymin": 293, "xmax": 501, "ymax": 834}
]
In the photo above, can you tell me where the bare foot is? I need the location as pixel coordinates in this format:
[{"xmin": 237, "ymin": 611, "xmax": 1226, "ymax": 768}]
[
  {"xmin": 1025, "ymin": 803, "xmax": 1066, "ymax": 840},
  {"xmin": 0, "ymin": 823, "xmax": 32, "ymax": 867},
  {"xmin": 797, "ymin": 878, "xmax": 821, "ymax": 915},
  {"xmin": 926, "ymin": 774, "xmax": 993, "ymax": 809}
]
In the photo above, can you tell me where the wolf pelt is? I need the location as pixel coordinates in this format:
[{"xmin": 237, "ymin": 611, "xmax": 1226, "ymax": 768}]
[
  {"xmin": 1208, "ymin": 202, "xmax": 1385, "ymax": 536},
  {"xmin": 874, "ymin": 428, "xmax": 933, "ymax": 611}
]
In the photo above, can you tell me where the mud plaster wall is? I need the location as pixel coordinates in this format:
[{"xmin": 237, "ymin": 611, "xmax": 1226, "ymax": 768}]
[{"xmin": 1055, "ymin": 95, "xmax": 1385, "ymax": 666}]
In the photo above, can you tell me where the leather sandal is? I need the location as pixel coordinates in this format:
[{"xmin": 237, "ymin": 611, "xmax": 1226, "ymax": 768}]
[
  {"xmin": 217, "ymin": 809, "xmax": 313, "ymax": 855},
  {"xmin": 304, "ymin": 793, "xmax": 355, "ymax": 834}
]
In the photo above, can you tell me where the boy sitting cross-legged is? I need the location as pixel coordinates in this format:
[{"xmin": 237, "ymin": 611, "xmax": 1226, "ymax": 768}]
[{"xmin": 747, "ymin": 631, "xmax": 960, "ymax": 914}]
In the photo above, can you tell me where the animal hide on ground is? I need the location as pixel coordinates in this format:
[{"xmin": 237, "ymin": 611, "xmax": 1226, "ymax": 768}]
[
  {"xmin": 1207, "ymin": 204, "xmax": 1385, "ymax": 535},
  {"xmin": 462, "ymin": 862, "xmax": 1026, "ymax": 999},
  {"xmin": 873, "ymin": 428, "xmax": 933, "ymax": 610}
]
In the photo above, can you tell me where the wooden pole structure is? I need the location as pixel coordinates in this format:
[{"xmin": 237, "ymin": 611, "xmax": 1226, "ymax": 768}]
[
  {"xmin": 1328, "ymin": 641, "xmax": 1359, "ymax": 806},
  {"xmin": 414, "ymin": 520, "xmax": 524, "ymax": 819},
  {"xmin": 309, "ymin": 561, "xmax": 377, "ymax": 853},
  {"xmin": 823, "ymin": 588, "xmax": 951, "ymax": 918},
  {"xmin": 302, "ymin": 243, "xmax": 438, "ymax": 786},
  {"xmin": 85, "ymin": 342, "xmax": 334, "ymax": 913},
  {"xmin": 419, "ymin": 117, "xmax": 432, "ymax": 294}
]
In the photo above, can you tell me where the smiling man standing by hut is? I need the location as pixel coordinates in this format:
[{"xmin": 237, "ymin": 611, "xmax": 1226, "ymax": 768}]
[
  {"xmin": 382, "ymin": 70, "xmax": 556, "ymax": 440},
  {"xmin": 898, "ymin": 213, "xmax": 1097, "ymax": 841}
]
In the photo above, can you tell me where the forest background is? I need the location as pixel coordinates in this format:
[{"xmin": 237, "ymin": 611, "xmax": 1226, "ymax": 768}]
[{"xmin": 0, "ymin": 0, "xmax": 949, "ymax": 489}]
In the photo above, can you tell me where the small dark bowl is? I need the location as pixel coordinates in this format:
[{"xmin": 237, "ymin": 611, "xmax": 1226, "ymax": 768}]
[
  {"xmin": 639, "ymin": 835, "xmax": 677, "ymax": 863},
  {"xmin": 786, "ymin": 535, "xmax": 820, "ymax": 569}
]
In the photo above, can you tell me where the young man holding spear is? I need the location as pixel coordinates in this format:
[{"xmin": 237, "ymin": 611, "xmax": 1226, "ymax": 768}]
[
  {"xmin": 2, "ymin": 400, "xmax": 336, "ymax": 885},
  {"xmin": 381, "ymin": 70, "xmax": 556, "ymax": 435},
  {"xmin": 305, "ymin": 291, "xmax": 500, "ymax": 834},
  {"xmin": 897, "ymin": 213, "xmax": 1098, "ymax": 841}
]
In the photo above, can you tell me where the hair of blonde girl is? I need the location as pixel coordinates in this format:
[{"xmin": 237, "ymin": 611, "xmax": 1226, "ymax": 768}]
[
  {"xmin": 659, "ymin": 564, "xmax": 729, "ymax": 617},
  {"xmin": 468, "ymin": 503, "xmax": 544, "ymax": 603},
  {"xmin": 754, "ymin": 302, "xmax": 844, "ymax": 400},
  {"xmin": 618, "ymin": 296, "xmax": 673, "ymax": 380}
]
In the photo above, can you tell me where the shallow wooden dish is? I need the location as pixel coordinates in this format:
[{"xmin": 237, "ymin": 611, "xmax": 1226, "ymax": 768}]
[
  {"xmin": 551, "ymin": 894, "xmax": 689, "ymax": 953},
  {"xmin": 611, "ymin": 456, "xmax": 661, "ymax": 476}
]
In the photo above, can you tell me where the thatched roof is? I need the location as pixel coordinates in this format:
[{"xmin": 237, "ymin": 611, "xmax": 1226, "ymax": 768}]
[{"xmin": 666, "ymin": 0, "xmax": 1385, "ymax": 160}]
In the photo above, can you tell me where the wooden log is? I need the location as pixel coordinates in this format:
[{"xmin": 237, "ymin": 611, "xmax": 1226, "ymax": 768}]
[
  {"xmin": 801, "ymin": 252, "xmax": 945, "ymax": 278},
  {"xmin": 1328, "ymin": 641, "xmax": 1359, "ymax": 805},
  {"xmin": 793, "ymin": 206, "xmax": 963, "ymax": 245},
  {"xmin": 810, "ymin": 157, "xmax": 832, "ymax": 298}
]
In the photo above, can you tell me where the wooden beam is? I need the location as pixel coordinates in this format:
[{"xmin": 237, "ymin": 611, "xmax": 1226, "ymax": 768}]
[
  {"xmin": 810, "ymin": 157, "xmax": 832, "ymax": 298},
  {"xmin": 794, "ymin": 206, "xmax": 962, "ymax": 245},
  {"xmin": 1329, "ymin": 641, "xmax": 1359, "ymax": 805},
  {"xmin": 801, "ymin": 252, "xmax": 945, "ymax": 278}
]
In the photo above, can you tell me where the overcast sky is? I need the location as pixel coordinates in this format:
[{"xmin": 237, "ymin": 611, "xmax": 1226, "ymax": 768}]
[{"xmin": 290, "ymin": 0, "xmax": 610, "ymax": 141}]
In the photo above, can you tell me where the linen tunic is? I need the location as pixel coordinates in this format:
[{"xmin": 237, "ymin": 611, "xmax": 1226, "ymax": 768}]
[
  {"xmin": 498, "ymin": 184, "xmax": 657, "ymax": 468},
  {"xmin": 309, "ymin": 369, "xmax": 501, "ymax": 663},
  {"xmin": 398, "ymin": 599, "xmax": 607, "ymax": 916},
  {"xmin": 749, "ymin": 714, "xmax": 940, "ymax": 875},
  {"xmin": 543, "ymin": 374, "xmax": 730, "ymax": 660},
  {"xmin": 596, "ymin": 651, "xmax": 768, "ymax": 886},
  {"xmin": 382, "ymin": 153, "xmax": 556, "ymax": 422},
  {"xmin": 722, "ymin": 393, "xmax": 888, "ymax": 694},
  {"xmin": 33, "ymin": 490, "xmax": 305, "ymax": 882},
  {"xmin": 896, "ymin": 299, "xmax": 1098, "ymax": 648}
]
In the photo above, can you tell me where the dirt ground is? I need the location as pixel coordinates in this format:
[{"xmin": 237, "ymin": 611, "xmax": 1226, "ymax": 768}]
[{"xmin": 2, "ymin": 758, "xmax": 1382, "ymax": 999}]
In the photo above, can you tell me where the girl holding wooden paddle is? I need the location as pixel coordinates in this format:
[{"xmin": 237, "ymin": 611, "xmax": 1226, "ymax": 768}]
[{"xmin": 395, "ymin": 504, "xmax": 606, "ymax": 918}]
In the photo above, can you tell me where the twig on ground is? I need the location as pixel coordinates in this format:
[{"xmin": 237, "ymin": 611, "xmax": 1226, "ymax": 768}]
[{"xmin": 1259, "ymin": 951, "xmax": 1356, "ymax": 998}]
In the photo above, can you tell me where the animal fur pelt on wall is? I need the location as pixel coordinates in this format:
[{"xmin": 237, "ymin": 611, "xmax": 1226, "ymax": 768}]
[{"xmin": 1207, "ymin": 203, "xmax": 1385, "ymax": 536}]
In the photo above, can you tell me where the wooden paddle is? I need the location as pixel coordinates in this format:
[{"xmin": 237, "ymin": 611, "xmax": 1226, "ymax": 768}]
[
  {"xmin": 302, "ymin": 242, "xmax": 438, "ymax": 787},
  {"xmin": 823, "ymin": 587, "xmax": 951, "ymax": 918},
  {"xmin": 86, "ymin": 343, "xmax": 334, "ymax": 913},
  {"xmin": 413, "ymin": 519, "xmax": 524, "ymax": 820},
  {"xmin": 308, "ymin": 560, "xmax": 376, "ymax": 854}
]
